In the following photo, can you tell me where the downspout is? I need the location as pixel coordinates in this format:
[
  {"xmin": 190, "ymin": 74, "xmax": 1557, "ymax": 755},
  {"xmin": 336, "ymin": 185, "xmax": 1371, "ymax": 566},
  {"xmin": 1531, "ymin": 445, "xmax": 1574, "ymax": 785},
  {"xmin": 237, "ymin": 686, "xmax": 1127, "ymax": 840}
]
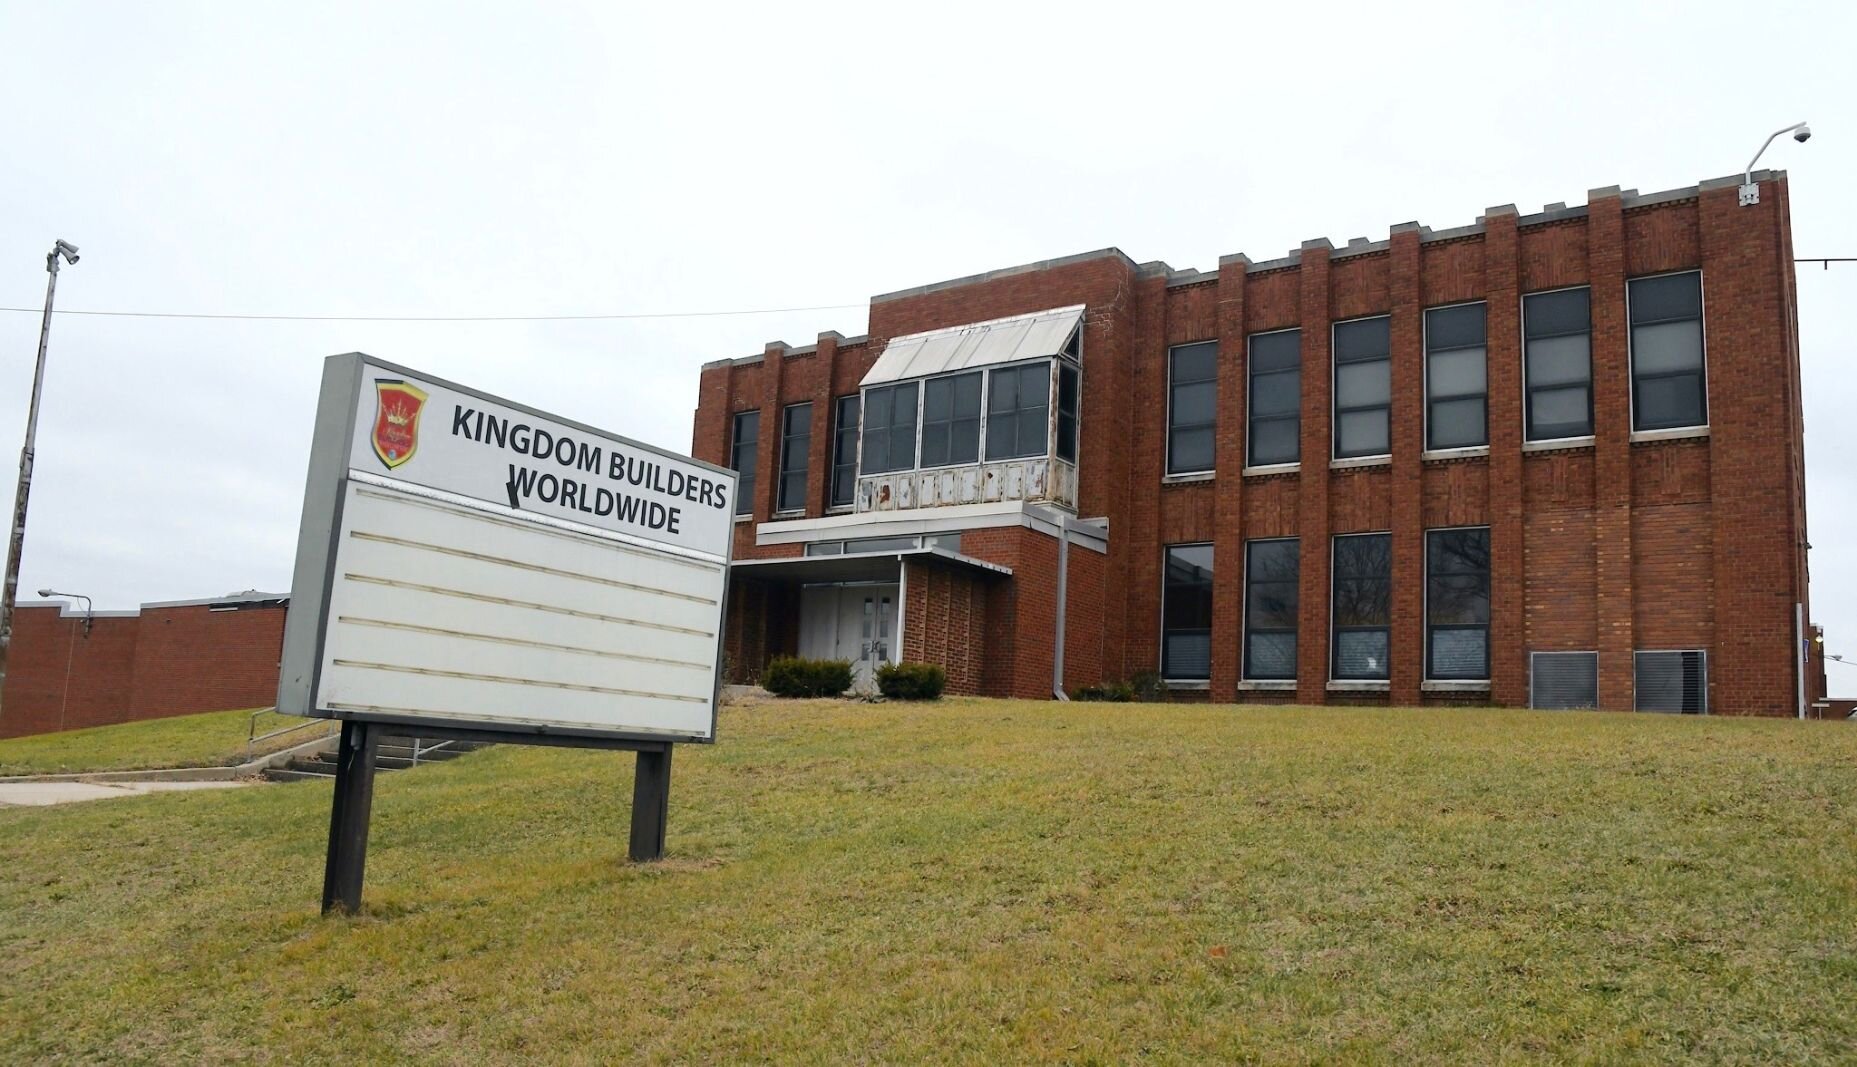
[
  {"xmin": 1053, "ymin": 525, "xmax": 1069, "ymax": 700},
  {"xmin": 1796, "ymin": 601, "xmax": 1806, "ymax": 720}
]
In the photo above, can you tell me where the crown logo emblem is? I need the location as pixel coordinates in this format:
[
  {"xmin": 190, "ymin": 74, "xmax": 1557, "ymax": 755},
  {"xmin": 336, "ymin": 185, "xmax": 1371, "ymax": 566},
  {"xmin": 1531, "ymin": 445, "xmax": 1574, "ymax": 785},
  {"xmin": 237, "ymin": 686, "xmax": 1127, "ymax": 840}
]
[{"xmin": 370, "ymin": 379, "xmax": 429, "ymax": 470}]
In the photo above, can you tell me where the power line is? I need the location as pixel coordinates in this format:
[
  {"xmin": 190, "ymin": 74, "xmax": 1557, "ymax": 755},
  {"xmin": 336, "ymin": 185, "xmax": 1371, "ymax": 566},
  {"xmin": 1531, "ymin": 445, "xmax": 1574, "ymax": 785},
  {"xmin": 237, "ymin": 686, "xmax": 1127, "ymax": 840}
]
[
  {"xmin": 1797, "ymin": 257, "xmax": 1857, "ymax": 270},
  {"xmin": 0, "ymin": 301, "xmax": 867, "ymax": 323}
]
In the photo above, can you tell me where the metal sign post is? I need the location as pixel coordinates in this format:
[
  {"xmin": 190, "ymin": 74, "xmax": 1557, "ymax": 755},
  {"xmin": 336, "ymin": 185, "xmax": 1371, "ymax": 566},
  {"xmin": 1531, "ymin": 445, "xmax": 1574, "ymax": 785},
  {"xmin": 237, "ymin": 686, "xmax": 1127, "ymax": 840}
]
[{"xmin": 284, "ymin": 353, "xmax": 734, "ymax": 916}]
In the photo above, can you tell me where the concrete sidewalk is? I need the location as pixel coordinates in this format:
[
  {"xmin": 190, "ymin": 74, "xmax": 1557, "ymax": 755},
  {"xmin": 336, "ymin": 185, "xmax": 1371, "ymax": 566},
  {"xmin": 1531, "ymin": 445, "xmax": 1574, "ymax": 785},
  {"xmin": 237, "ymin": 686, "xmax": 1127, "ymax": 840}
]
[{"xmin": 0, "ymin": 779, "xmax": 255, "ymax": 807}]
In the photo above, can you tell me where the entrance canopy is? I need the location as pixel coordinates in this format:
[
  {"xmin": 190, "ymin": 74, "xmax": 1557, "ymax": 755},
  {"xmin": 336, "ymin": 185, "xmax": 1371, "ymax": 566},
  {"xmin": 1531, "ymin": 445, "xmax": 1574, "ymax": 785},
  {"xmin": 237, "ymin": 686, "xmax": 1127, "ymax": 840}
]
[{"xmin": 729, "ymin": 545, "xmax": 1012, "ymax": 585}]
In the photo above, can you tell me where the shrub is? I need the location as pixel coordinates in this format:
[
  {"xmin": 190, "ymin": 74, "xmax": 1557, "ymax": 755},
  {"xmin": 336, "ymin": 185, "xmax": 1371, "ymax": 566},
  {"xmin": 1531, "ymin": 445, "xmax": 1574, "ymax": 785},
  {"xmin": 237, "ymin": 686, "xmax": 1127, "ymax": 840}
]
[
  {"xmin": 876, "ymin": 661, "xmax": 946, "ymax": 701},
  {"xmin": 761, "ymin": 656, "xmax": 853, "ymax": 698},
  {"xmin": 1129, "ymin": 671, "xmax": 1169, "ymax": 702},
  {"xmin": 1070, "ymin": 680, "xmax": 1136, "ymax": 702}
]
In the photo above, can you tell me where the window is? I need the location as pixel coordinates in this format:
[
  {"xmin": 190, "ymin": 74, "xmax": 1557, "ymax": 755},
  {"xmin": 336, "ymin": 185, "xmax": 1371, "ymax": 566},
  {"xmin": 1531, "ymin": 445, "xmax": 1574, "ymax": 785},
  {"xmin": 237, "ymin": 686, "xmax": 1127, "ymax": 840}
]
[
  {"xmin": 776, "ymin": 403, "xmax": 811, "ymax": 513},
  {"xmin": 1523, "ymin": 288, "xmax": 1593, "ymax": 440},
  {"xmin": 729, "ymin": 411, "xmax": 759, "ymax": 516},
  {"xmin": 1425, "ymin": 304, "xmax": 1487, "ymax": 449},
  {"xmin": 985, "ymin": 363, "xmax": 1051, "ymax": 461},
  {"xmin": 1426, "ymin": 527, "xmax": 1490, "ymax": 680},
  {"xmin": 1247, "ymin": 330, "xmax": 1300, "ymax": 467},
  {"xmin": 830, "ymin": 395, "xmax": 859, "ymax": 507},
  {"xmin": 860, "ymin": 382, "xmax": 918, "ymax": 474},
  {"xmin": 1162, "ymin": 544, "xmax": 1214, "ymax": 680},
  {"xmin": 1635, "ymin": 650, "xmax": 1708, "ymax": 713},
  {"xmin": 919, "ymin": 372, "xmax": 982, "ymax": 467},
  {"xmin": 1244, "ymin": 539, "xmax": 1299, "ymax": 680},
  {"xmin": 1629, "ymin": 271, "xmax": 1707, "ymax": 431},
  {"xmin": 1167, "ymin": 341, "xmax": 1218, "ymax": 474},
  {"xmin": 1056, "ymin": 364, "xmax": 1080, "ymax": 462},
  {"xmin": 1531, "ymin": 651, "xmax": 1598, "ymax": 709},
  {"xmin": 1333, "ymin": 317, "xmax": 1391, "ymax": 459},
  {"xmin": 1331, "ymin": 533, "xmax": 1391, "ymax": 679}
]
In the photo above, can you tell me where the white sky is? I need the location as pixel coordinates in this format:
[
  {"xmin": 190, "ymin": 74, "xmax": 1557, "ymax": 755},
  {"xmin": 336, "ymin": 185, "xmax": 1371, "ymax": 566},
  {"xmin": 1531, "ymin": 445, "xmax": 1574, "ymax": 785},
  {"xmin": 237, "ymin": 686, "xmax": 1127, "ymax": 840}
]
[{"xmin": 3, "ymin": 1, "xmax": 1854, "ymax": 671}]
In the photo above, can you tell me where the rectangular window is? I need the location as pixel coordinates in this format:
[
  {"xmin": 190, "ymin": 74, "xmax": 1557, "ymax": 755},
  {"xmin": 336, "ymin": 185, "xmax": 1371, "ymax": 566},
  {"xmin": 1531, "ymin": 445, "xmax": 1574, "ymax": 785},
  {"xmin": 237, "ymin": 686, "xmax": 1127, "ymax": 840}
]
[
  {"xmin": 1425, "ymin": 304, "xmax": 1487, "ymax": 449},
  {"xmin": 1167, "ymin": 341, "xmax": 1218, "ymax": 474},
  {"xmin": 1056, "ymin": 364, "xmax": 1080, "ymax": 463},
  {"xmin": 985, "ymin": 363, "xmax": 1051, "ymax": 461},
  {"xmin": 1523, "ymin": 288, "xmax": 1593, "ymax": 440},
  {"xmin": 729, "ymin": 410, "xmax": 759, "ymax": 516},
  {"xmin": 1162, "ymin": 544, "xmax": 1214, "ymax": 680},
  {"xmin": 1629, "ymin": 271, "xmax": 1707, "ymax": 431},
  {"xmin": 776, "ymin": 403, "xmax": 811, "ymax": 513},
  {"xmin": 1331, "ymin": 533, "xmax": 1391, "ymax": 679},
  {"xmin": 919, "ymin": 372, "xmax": 982, "ymax": 467},
  {"xmin": 1247, "ymin": 330, "xmax": 1300, "ymax": 466},
  {"xmin": 1426, "ymin": 527, "xmax": 1490, "ymax": 680},
  {"xmin": 1333, "ymin": 317, "xmax": 1391, "ymax": 459},
  {"xmin": 830, "ymin": 395, "xmax": 859, "ymax": 507},
  {"xmin": 1635, "ymin": 650, "xmax": 1708, "ymax": 713},
  {"xmin": 860, "ymin": 382, "xmax": 918, "ymax": 474},
  {"xmin": 1530, "ymin": 651, "xmax": 1598, "ymax": 709},
  {"xmin": 1243, "ymin": 538, "xmax": 1299, "ymax": 680}
]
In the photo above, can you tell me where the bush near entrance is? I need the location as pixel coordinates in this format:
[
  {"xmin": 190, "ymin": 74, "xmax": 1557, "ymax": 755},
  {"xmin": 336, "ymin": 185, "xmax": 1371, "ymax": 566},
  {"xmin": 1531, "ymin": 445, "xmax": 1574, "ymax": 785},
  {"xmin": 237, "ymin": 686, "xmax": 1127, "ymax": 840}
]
[
  {"xmin": 875, "ymin": 661, "xmax": 946, "ymax": 700},
  {"xmin": 761, "ymin": 656, "xmax": 853, "ymax": 698}
]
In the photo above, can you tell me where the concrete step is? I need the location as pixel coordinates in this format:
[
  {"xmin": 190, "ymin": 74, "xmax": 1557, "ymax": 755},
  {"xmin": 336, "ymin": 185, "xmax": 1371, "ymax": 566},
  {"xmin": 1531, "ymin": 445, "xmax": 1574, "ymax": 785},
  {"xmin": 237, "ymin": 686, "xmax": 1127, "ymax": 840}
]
[{"xmin": 264, "ymin": 768, "xmax": 334, "ymax": 783}]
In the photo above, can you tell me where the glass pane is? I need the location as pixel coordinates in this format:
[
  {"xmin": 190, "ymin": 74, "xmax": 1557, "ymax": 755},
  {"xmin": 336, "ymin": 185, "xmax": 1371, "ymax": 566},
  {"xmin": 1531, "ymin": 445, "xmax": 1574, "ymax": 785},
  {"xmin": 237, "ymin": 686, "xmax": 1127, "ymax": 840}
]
[
  {"xmin": 1333, "ymin": 579, "xmax": 1391, "ymax": 626},
  {"xmin": 1632, "ymin": 320, "xmax": 1704, "ymax": 374},
  {"xmin": 923, "ymin": 378, "xmax": 952, "ymax": 421},
  {"xmin": 986, "ymin": 413, "xmax": 1017, "ymax": 460},
  {"xmin": 1334, "ymin": 534, "xmax": 1390, "ymax": 581},
  {"xmin": 1167, "ymin": 543, "xmax": 1215, "ymax": 579},
  {"xmin": 1246, "ymin": 582, "xmax": 1299, "ymax": 629},
  {"xmin": 1337, "ymin": 409, "xmax": 1388, "ymax": 456},
  {"xmin": 1629, "ymin": 273, "xmax": 1702, "ymax": 325},
  {"xmin": 1530, "ymin": 385, "xmax": 1591, "ymax": 438},
  {"xmin": 1248, "ymin": 539, "xmax": 1300, "ymax": 581},
  {"xmin": 954, "ymin": 372, "xmax": 982, "ymax": 415},
  {"xmin": 950, "ymin": 419, "xmax": 980, "ymax": 464},
  {"xmin": 1172, "ymin": 381, "xmax": 1216, "ymax": 425},
  {"xmin": 1426, "ymin": 304, "xmax": 1487, "ymax": 350},
  {"xmin": 1250, "ymin": 418, "xmax": 1299, "ymax": 465},
  {"xmin": 1636, "ymin": 373, "xmax": 1705, "ymax": 430},
  {"xmin": 988, "ymin": 368, "xmax": 1018, "ymax": 411},
  {"xmin": 1171, "ymin": 342, "xmax": 1218, "ymax": 383},
  {"xmin": 786, "ymin": 404, "xmax": 810, "ymax": 436},
  {"xmin": 1526, "ymin": 288, "xmax": 1590, "ymax": 338},
  {"xmin": 779, "ymin": 471, "xmax": 807, "ymax": 511},
  {"xmin": 1635, "ymin": 651, "xmax": 1707, "ymax": 713},
  {"xmin": 1246, "ymin": 631, "xmax": 1297, "ymax": 679},
  {"xmin": 1164, "ymin": 632, "xmax": 1212, "ymax": 680},
  {"xmin": 1429, "ymin": 396, "xmax": 1486, "ymax": 449},
  {"xmin": 920, "ymin": 423, "xmax": 949, "ymax": 466},
  {"xmin": 1527, "ymin": 334, "xmax": 1591, "ymax": 387},
  {"xmin": 1336, "ymin": 359, "xmax": 1390, "ymax": 407},
  {"xmin": 1250, "ymin": 330, "xmax": 1300, "ymax": 372},
  {"xmin": 1427, "ymin": 573, "xmax": 1489, "ymax": 625},
  {"xmin": 1428, "ymin": 527, "xmax": 1490, "ymax": 573},
  {"xmin": 1334, "ymin": 317, "xmax": 1390, "ymax": 362},
  {"xmin": 1016, "ymin": 404, "xmax": 1049, "ymax": 456},
  {"xmin": 735, "ymin": 473, "xmax": 754, "ymax": 515},
  {"xmin": 1170, "ymin": 426, "xmax": 1215, "ymax": 472},
  {"xmin": 1430, "ymin": 628, "xmax": 1487, "ymax": 679},
  {"xmin": 1335, "ymin": 630, "xmax": 1389, "ymax": 679},
  {"xmin": 1532, "ymin": 652, "xmax": 1598, "ymax": 709},
  {"xmin": 832, "ymin": 466, "xmax": 855, "ymax": 506},
  {"xmin": 1251, "ymin": 368, "xmax": 1299, "ymax": 416},
  {"xmin": 1428, "ymin": 347, "xmax": 1486, "ymax": 396}
]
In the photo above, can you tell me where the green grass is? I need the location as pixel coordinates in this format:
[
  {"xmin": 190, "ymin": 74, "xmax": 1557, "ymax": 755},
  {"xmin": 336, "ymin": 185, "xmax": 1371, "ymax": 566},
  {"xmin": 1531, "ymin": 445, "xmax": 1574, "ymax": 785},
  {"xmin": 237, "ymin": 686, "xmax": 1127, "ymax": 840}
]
[
  {"xmin": 3, "ymin": 699, "xmax": 1854, "ymax": 1063},
  {"xmin": 0, "ymin": 707, "xmax": 322, "ymax": 776}
]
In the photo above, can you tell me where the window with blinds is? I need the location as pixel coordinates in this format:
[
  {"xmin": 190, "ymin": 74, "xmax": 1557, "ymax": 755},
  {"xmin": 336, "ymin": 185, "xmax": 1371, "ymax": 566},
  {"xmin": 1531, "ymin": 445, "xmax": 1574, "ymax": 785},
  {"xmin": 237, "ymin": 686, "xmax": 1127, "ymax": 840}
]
[
  {"xmin": 1635, "ymin": 650, "xmax": 1708, "ymax": 713},
  {"xmin": 1530, "ymin": 651, "xmax": 1598, "ymax": 709}
]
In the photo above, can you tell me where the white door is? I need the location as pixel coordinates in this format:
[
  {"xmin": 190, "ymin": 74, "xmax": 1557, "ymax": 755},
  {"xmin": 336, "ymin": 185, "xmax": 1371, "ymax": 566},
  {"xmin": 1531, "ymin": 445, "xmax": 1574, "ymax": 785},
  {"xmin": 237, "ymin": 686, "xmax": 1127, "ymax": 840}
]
[{"xmin": 834, "ymin": 585, "xmax": 898, "ymax": 693}]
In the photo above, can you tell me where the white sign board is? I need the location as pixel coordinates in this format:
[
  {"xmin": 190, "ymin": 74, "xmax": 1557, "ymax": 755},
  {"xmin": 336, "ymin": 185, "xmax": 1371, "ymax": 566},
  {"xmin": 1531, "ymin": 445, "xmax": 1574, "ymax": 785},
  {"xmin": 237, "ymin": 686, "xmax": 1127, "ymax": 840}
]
[{"xmin": 278, "ymin": 354, "xmax": 733, "ymax": 742}]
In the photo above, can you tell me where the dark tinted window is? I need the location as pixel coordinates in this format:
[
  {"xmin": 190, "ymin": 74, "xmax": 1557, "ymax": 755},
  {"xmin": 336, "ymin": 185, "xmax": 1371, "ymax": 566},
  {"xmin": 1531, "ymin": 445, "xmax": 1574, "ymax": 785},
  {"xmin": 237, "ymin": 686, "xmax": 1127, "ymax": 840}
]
[
  {"xmin": 1168, "ymin": 341, "xmax": 1218, "ymax": 473},
  {"xmin": 920, "ymin": 372, "xmax": 982, "ymax": 467},
  {"xmin": 1524, "ymin": 288, "xmax": 1593, "ymax": 440},
  {"xmin": 1629, "ymin": 272, "xmax": 1707, "ymax": 431},
  {"xmin": 1332, "ymin": 533, "xmax": 1391, "ymax": 679},
  {"xmin": 1426, "ymin": 527, "xmax": 1490, "ymax": 680},
  {"xmin": 985, "ymin": 363, "xmax": 1051, "ymax": 461},
  {"xmin": 1163, "ymin": 544, "xmax": 1214, "ymax": 680},
  {"xmin": 1244, "ymin": 539, "xmax": 1299, "ymax": 680},
  {"xmin": 1425, "ymin": 304, "xmax": 1487, "ymax": 449},
  {"xmin": 830, "ymin": 395, "xmax": 859, "ymax": 507},
  {"xmin": 861, "ymin": 382, "xmax": 918, "ymax": 474},
  {"xmin": 1248, "ymin": 331, "xmax": 1300, "ymax": 466},
  {"xmin": 730, "ymin": 410, "xmax": 759, "ymax": 516},
  {"xmin": 1334, "ymin": 317, "xmax": 1391, "ymax": 458},
  {"xmin": 1057, "ymin": 364, "xmax": 1080, "ymax": 462},
  {"xmin": 777, "ymin": 403, "xmax": 811, "ymax": 512}
]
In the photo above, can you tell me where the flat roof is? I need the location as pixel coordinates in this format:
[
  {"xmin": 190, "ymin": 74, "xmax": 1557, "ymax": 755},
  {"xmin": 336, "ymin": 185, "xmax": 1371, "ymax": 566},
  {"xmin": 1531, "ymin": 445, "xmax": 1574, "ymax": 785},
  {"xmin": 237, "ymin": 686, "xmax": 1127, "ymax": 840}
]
[{"xmin": 729, "ymin": 546, "xmax": 1012, "ymax": 584}]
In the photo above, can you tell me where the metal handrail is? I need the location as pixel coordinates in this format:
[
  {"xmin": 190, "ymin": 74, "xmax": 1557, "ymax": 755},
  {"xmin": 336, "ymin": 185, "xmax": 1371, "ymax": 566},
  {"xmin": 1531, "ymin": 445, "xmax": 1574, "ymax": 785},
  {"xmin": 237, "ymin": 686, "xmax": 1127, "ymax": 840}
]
[{"xmin": 246, "ymin": 707, "xmax": 337, "ymax": 763}]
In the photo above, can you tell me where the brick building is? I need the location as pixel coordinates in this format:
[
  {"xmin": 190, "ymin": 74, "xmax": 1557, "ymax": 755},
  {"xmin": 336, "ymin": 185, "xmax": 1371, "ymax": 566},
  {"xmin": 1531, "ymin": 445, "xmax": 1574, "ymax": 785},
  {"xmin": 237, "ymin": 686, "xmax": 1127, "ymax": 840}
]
[
  {"xmin": 693, "ymin": 170, "xmax": 1819, "ymax": 715},
  {"xmin": 0, "ymin": 592, "xmax": 287, "ymax": 738}
]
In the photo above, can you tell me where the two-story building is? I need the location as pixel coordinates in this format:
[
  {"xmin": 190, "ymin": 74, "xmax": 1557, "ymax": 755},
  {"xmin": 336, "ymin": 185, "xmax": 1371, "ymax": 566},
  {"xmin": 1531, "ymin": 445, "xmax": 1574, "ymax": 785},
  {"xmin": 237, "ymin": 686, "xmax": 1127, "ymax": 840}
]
[{"xmin": 691, "ymin": 170, "xmax": 1821, "ymax": 715}]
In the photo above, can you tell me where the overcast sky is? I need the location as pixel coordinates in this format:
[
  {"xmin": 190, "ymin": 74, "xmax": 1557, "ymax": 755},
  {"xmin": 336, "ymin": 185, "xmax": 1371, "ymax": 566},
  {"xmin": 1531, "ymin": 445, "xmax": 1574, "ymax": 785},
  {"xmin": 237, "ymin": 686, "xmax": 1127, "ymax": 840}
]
[{"xmin": 3, "ymin": 1, "xmax": 1854, "ymax": 666}]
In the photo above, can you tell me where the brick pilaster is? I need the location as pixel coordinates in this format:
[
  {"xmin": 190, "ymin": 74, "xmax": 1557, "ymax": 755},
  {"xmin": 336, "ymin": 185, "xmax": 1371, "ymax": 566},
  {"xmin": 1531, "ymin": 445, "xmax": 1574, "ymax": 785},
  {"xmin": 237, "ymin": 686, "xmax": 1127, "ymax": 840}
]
[
  {"xmin": 805, "ymin": 332, "xmax": 841, "ymax": 518},
  {"xmin": 1295, "ymin": 241, "xmax": 1334, "ymax": 705},
  {"xmin": 1483, "ymin": 206, "xmax": 1527, "ymax": 706},
  {"xmin": 754, "ymin": 342, "xmax": 787, "ymax": 522},
  {"xmin": 1209, "ymin": 254, "xmax": 1250, "ymax": 700},
  {"xmin": 1387, "ymin": 226, "xmax": 1424, "ymax": 707},
  {"xmin": 1587, "ymin": 189, "xmax": 1634, "ymax": 710}
]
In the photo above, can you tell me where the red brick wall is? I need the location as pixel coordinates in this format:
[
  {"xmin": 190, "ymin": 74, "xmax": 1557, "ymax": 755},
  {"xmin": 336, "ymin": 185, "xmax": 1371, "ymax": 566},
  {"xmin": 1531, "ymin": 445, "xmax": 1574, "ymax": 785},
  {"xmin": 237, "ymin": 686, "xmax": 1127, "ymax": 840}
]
[
  {"xmin": 1, "ymin": 602, "xmax": 285, "ymax": 740},
  {"xmin": 695, "ymin": 175, "xmax": 1810, "ymax": 714},
  {"xmin": 901, "ymin": 560, "xmax": 989, "ymax": 696}
]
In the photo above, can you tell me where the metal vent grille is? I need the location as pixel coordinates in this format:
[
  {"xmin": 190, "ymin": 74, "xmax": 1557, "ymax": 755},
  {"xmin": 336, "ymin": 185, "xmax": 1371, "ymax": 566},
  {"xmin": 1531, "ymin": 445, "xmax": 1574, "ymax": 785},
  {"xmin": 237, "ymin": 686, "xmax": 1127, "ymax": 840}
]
[
  {"xmin": 1530, "ymin": 651, "xmax": 1598, "ymax": 709},
  {"xmin": 1635, "ymin": 650, "xmax": 1708, "ymax": 714}
]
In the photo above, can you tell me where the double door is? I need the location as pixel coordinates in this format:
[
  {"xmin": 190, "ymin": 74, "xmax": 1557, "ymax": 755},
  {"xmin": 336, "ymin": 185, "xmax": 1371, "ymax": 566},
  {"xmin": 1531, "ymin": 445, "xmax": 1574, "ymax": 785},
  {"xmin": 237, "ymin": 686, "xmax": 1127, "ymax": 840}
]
[{"xmin": 798, "ymin": 583, "xmax": 899, "ymax": 693}]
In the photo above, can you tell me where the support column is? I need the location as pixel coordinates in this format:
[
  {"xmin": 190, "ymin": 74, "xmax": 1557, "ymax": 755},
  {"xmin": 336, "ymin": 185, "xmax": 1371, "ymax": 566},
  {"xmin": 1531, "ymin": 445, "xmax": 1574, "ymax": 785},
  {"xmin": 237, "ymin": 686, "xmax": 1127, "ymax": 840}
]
[
  {"xmin": 754, "ymin": 342, "xmax": 788, "ymax": 522},
  {"xmin": 628, "ymin": 745, "xmax": 673, "ymax": 862},
  {"xmin": 1483, "ymin": 206, "xmax": 1527, "ymax": 706},
  {"xmin": 1295, "ymin": 240, "xmax": 1334, "ymax": 706},
  {"xmin": 1209, "ymin": 254, "xmax": 1251, "ymax": 701},
  {"xmin": 321, "ymin": 719, "xmax": 380, "ymax": 916},
  {"xmin": 805, "ymin": 332, "xmax": 842, "ymax": 518},
  {"xmin": 1587, "ymin": 188, "xmax": 1634, "ymax": 710},
  {"xmin": 1387, "ymin": 226, "xmax": 1424, "ymax": 708}
]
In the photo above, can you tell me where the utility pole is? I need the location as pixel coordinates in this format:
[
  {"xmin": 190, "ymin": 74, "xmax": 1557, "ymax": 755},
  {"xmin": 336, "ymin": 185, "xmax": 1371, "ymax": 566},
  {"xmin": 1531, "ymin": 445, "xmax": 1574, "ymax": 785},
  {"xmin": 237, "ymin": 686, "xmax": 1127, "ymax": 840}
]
[{"xmin": 0, "ymin": 239, "xmax": 80, "ymax": 714}]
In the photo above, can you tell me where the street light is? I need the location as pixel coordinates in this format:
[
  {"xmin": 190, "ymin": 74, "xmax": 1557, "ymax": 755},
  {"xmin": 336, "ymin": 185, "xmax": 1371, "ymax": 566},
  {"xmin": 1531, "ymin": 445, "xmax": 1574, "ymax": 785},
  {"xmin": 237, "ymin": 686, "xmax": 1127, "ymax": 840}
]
[
  {"xmin": 38, "ymin": 589, "xmax": 91, "ymax": 637},
  {"xmin": 1740, "ymin": 121, "xmax": 1811, "ymax": 206},
  {"xmin": 0, "ymin": 239, "xmax": 81, "ymax": 710}
]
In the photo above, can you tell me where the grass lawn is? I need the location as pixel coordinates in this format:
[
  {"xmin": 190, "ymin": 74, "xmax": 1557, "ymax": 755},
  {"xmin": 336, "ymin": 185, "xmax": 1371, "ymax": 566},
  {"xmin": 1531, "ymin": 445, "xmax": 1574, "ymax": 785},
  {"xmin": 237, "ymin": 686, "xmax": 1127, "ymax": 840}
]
[
  {"xmin": 2, "ymin": 698, "xmax": 1854, "ymax": 1063},
  {"xmin": 0, "ymin": 707, "xmax": 325, "ymax": 776}
]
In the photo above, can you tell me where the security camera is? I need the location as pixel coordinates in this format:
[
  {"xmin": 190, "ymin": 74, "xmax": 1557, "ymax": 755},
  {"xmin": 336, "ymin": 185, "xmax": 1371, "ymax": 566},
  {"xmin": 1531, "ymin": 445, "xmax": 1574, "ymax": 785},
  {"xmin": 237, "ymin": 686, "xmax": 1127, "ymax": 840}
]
[
  {"xmin": 1793, "ymin": 124, "xmax": 1812, "ymax": 143},
  {"xmin": 53, "ymin": 239, "xmax": 79, "ymax": 265}
]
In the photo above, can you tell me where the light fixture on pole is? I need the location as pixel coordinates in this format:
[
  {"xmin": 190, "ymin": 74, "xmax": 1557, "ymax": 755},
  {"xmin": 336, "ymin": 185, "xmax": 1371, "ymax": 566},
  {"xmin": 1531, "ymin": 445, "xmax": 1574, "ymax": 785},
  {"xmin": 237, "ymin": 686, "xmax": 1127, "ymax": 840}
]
[
  {"xmin": 1740, "ymin": 122, "xmax": 1811, "ymax": 206},
  {"xmin": 38, "ymin": 588, "xmax": 91, "ymax": 637},
  {"xmin": 0, "ymin": 239, "xmax": 81, "ymax": 710}
]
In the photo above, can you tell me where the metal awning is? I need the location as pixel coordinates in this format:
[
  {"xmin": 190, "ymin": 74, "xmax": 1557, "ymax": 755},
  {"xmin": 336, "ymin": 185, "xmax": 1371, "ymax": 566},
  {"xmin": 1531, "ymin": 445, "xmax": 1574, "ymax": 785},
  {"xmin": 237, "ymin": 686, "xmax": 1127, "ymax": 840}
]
[
  {"xmin": 860, "ymin": 305, "xmax": 1083, "ymax": 387},
  {"xmin": 729, "ymin": 546, "xmax": 1012, "ymax": 585}
]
